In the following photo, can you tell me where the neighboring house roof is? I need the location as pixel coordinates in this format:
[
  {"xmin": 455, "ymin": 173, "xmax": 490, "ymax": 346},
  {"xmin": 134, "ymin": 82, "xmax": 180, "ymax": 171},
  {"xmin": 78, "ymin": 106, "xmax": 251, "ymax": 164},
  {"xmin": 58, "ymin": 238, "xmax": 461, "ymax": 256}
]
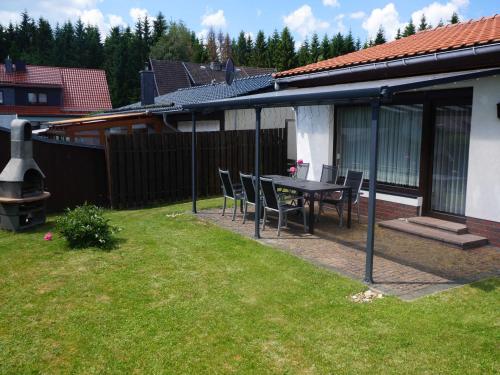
[
  {"xmin": 275, "ymin": 14, "xmax": 500, "ymax": 78},
  {"xmin": 150, "ymin": 59, "xmax": 275, "ymax": 95},
  {"xmin": 0, "ymin": 64, "xmax": 112, "ymax": 114},
  {"xmin": 116, "ymin": 73, "xmax": 274, "ymax": 113},
  {"xmin": 150, "ymin": 60, "xmax": 191, "ymax": 95}
]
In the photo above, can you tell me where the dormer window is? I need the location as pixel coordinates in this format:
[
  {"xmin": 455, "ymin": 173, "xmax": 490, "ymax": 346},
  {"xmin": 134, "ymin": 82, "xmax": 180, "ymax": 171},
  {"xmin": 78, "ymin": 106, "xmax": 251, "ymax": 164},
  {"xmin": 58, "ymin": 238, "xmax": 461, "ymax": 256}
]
[
  {"xmin": 27, "ymin": 92, "xmax": 48, "ymax": 104},
  {"xmin": 28, "ymin": 92, "xmax": 37, "ymax": 104},
  {"xmin": 38, "ymin": 93, "xmax": 47, "ymax": 104}
]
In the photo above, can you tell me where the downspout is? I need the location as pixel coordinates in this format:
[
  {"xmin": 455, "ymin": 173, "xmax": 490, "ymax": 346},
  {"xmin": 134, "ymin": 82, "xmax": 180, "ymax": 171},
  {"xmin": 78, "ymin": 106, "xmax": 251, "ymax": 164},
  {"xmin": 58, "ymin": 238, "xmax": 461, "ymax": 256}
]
[{"xmin": 162, "ymin": 113, "xmax": 181, "ymax": 132}]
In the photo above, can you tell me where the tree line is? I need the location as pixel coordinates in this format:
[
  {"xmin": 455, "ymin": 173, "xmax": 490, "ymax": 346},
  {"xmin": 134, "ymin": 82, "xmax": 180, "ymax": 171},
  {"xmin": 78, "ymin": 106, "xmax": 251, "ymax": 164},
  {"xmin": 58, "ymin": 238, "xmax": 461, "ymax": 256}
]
[{"xmin": 0, "ymin": 11, "xmax": 460, "ymax": 108}]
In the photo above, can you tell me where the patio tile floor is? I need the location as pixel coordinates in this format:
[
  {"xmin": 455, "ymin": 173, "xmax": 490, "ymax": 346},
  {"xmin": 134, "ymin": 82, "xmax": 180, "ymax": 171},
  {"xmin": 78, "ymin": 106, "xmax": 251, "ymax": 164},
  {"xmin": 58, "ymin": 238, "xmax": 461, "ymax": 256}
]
[{"xmin": 197, "ymin": 207, "xmax": 500, "ymax": 300}]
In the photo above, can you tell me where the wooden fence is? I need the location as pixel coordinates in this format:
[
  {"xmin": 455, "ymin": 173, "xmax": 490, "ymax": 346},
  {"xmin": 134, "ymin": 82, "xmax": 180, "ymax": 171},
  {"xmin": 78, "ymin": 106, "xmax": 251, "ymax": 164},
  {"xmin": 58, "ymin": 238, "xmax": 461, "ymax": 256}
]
[
  {"xmin": 0, "ymin": 127, "xmax": 109, "ymax": 213},
  {"xmin": 105, "ymin": 128, "xmax": 288, "ymax": 208}
]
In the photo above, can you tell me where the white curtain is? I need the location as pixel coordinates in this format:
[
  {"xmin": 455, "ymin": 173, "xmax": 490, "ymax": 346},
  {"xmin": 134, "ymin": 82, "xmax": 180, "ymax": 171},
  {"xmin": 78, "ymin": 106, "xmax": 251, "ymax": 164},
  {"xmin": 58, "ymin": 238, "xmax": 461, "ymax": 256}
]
[
  {"xmin": 337, "ymin": 104, "xmax": 423, "ymax": 187},
  {"xmin": 431, "ymin": 105, "xmax": 471, "ymax": 215}
]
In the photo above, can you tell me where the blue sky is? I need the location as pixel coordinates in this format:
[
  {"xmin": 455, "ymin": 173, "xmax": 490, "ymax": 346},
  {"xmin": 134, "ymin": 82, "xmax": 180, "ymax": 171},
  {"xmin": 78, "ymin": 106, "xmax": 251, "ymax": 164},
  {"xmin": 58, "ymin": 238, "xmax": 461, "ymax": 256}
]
[{"xmin": 0, "ymin": 1, "xmax": 497, "ymax": 44}]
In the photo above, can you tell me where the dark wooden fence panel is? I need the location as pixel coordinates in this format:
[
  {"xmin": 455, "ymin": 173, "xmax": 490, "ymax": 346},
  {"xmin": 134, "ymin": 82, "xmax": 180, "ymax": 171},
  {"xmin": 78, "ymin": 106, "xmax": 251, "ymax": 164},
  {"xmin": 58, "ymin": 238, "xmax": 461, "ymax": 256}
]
[
  {"xmin": 0, "ymin": 128, "xmax": 108, "ymax": 213},
  {"xmin": 106, "ymin": 128, "xmax": 287, "ymax": 208}
]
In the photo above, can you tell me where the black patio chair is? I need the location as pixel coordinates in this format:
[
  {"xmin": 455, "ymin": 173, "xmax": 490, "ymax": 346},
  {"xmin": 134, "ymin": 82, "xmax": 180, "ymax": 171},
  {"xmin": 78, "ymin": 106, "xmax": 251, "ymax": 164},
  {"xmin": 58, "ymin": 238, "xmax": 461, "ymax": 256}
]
[
  {"xmin": 315, "ymin": 164, "xmax": 339, "ymax": 218},
  {"xmin": 296, "ymin": 162, "xmax": 310, "ymax": 180},
  {"xmin": 240, "ymin": 172, "xmax": 261, "ymax": 224},
  {"xmin": 219, "ymin": 168, "xmax": 244, "ymax": 221},
  {"xmin": 320, "ymin": 164, "xmax": 338, "ymax": 184},
  {"xmin": 260, "ymin": 177, "xmax": 307, "ymax": 236},
  {"xmin": 319, "ymin": 169, "xmax": 363, "ymax": 226},
  {"xmin": 283, "ymin": 162, "xmax": 310, "ymax": 204}
]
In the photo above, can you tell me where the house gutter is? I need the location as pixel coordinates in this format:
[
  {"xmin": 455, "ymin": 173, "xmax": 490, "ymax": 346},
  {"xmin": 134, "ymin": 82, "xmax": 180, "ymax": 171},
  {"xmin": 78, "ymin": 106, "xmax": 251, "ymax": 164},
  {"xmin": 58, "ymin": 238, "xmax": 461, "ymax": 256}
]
[{"xmin": 275, "ymin": 43, "xmax": 500, "ymax": 84}]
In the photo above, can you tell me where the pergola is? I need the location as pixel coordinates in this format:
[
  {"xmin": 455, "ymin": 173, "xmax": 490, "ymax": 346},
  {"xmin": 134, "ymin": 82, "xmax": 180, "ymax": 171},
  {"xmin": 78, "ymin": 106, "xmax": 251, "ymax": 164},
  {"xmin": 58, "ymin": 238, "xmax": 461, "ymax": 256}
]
[{"xmin": 184, "ymin": 68, "xmax": 500, "ymax": 284}]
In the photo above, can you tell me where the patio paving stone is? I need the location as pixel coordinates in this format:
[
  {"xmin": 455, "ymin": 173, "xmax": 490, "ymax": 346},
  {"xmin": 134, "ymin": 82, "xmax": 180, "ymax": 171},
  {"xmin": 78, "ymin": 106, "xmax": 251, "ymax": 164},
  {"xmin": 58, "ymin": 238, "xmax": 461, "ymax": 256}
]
[{"xmin": 197, "ymin": 207, "xmax": 500, "ymax": 300}]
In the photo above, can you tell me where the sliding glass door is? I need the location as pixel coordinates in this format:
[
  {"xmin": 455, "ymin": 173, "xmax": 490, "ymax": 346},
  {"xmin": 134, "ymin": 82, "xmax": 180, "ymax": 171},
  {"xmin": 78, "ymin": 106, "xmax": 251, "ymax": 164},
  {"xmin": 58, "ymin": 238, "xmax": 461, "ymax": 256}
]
[{"xmin": 430, "ymin": 105, "xmax": 472, "ymax": 216}]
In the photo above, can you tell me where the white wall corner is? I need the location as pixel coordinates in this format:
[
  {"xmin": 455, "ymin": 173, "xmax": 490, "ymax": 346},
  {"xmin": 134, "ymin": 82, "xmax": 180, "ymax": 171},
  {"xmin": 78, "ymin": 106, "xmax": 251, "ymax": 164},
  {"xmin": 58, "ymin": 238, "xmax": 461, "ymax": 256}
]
[{"xmin": 296, "ymin": 105, "xmax": 334, "ymax": 181}]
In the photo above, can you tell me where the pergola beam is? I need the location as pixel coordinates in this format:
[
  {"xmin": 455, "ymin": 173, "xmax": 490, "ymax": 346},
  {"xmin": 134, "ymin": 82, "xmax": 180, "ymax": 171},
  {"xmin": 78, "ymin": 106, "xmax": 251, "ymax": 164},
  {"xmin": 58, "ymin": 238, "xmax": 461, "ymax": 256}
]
[
  {"xmin": 254, "ymin": 107, "xmax": 262, "ymax": 239},
  {"xmin": 191, "ymin": 112, "xmax": 197, "ymax": 214}
]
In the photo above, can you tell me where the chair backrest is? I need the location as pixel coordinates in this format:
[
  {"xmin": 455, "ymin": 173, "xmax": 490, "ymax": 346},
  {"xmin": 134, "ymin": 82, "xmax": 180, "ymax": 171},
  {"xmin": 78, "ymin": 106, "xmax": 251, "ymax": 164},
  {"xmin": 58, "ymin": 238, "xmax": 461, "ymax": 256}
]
[
  {"xmin": 240, "ymin": 172, "xmax": 256, "ymax": 204},
  {"xmin": 219, "ymin": 168, "xmax": 234, "ymax": 198},
  {"xmin": 296, "ymin": 163, "xmax": 310, "ymax": 180},
  {"xmin": 260, "ymin": 177, "xmax": 279, "ymax": 210},
  {"xmin": 320, "ymin": 164, "xmax": 338, "ymax": 184},
  {"xmin": 344, "ymin": 170, "xmax": 364, "ymax": 203}
]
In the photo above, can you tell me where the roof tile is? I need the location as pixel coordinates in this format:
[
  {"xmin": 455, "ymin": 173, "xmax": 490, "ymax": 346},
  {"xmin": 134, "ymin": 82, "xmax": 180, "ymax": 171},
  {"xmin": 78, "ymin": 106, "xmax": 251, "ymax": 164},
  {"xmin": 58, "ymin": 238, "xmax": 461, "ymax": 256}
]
[
  {"xmin": 0, "ymin": 64, "xmax": 112, "ymax": 112},
  {"xmin": 275, "ymin": 15, "xmax": 500, "ymax": 78}
]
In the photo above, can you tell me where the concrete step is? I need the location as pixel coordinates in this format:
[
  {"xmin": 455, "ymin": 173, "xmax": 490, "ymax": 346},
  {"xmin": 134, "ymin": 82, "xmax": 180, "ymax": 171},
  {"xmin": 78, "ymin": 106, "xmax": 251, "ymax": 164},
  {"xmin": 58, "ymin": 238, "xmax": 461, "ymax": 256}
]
[
  {"xmin": 407, "ymin": 216, "xmax": 468, "ymax": 234},
  {"xmin": 379, "ymin": 219, "xmax": 489, "ymax": 250}
]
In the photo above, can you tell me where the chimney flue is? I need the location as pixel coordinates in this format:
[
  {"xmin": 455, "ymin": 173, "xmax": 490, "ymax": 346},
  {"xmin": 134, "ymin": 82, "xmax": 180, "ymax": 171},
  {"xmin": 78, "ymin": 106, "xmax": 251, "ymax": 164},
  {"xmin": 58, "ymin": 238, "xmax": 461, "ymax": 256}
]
[{"xmin": 140, "ymin": 68, "xmax": 155, "ymax": 106}]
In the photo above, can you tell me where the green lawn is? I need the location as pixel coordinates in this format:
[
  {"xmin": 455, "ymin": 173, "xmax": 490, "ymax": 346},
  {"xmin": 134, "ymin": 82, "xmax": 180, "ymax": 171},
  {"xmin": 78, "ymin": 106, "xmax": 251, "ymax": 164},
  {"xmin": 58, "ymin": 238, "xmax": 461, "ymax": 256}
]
[{"xmin": 0, "ymin": 199, "xmax": 498, "ymax": 374}]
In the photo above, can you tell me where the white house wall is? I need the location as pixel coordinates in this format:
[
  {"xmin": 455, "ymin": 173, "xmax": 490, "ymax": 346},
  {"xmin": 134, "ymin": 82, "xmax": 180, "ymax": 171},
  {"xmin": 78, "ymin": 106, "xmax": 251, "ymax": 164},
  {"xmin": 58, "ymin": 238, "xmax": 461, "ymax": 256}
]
[
  {"xmin": 463, "ymin": 76, "xmax": 500, "ymax": 222},
  {"xmin": 224, "ymin": 107, "xmax": 296, "ymax": 159},
  {"xmin": 177, "ymin": 120, "xmax": 220, "ymax": 132},
  {"xmin": 295, "ymin": 105, "xmax": 334, "ymax": 181},
  {"xmin": 293, "ymin": 75, "xmax": 500, "ymax": 223}
]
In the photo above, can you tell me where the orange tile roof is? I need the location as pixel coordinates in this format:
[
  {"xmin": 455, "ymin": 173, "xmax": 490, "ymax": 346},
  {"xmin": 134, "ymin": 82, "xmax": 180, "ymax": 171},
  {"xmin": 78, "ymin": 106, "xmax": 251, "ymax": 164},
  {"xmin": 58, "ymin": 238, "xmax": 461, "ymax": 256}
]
[
  {"xmin": 0, "ymin": 64, "xmax": 112, "ymax": 112},
  {"xmin": 0, "ymin": 105, "xmax": 90, "ymax": 116},
  {"xmin": 275, "ymin": 14, "xmax": 500, "ymax": 78}
]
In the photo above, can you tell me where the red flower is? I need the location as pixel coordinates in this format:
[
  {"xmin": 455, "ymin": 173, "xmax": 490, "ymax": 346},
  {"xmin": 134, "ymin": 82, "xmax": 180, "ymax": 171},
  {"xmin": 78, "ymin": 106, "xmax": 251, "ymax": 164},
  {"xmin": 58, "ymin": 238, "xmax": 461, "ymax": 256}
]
[
  {"xmin": 44, "ymin": 232, "xmax": 53, "ymax": 241},
  {"xmin": 297, "ymin": 159, "xmax": 304, "ymax": 165},
  {"xmin": 289, "ymin": 166, "xmax": 297, "ymax": 174}
]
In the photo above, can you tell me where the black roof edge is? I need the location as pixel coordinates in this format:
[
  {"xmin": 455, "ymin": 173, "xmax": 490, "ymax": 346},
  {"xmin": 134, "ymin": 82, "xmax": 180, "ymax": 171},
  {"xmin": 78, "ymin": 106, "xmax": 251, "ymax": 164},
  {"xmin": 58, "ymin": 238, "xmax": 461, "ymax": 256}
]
[{"xmin": 184, "ymin": 67, "xmax": 500, "ymax": 112}]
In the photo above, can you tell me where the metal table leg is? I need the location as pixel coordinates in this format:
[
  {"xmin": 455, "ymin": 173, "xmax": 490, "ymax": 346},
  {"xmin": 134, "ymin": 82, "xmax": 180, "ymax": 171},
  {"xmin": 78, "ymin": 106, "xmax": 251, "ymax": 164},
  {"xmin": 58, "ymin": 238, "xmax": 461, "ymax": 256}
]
[
  {"xmin": 308, "ymin": 196, "xmax": 315, "ymax": 234},
  {"xmin": 347, "ymin": 187, "xmax": 352, "ymax": 229}
]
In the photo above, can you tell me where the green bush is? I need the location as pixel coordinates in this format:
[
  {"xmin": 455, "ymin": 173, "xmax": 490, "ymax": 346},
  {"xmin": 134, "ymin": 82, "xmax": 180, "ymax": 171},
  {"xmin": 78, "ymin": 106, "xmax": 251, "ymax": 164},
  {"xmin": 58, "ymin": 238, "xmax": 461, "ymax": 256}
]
[{"xmin": 56, "ymin": 204, "xmax": 119, "ymax": 249}]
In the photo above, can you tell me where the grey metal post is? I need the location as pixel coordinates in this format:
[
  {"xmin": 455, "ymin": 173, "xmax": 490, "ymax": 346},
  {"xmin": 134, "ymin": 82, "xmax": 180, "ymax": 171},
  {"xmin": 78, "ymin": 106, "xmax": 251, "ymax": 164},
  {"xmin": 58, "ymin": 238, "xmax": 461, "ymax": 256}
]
[
  {"xmin": 254, "ymin": 107, "xmax": 262, "ymax": 239},
  {"xmin": 191, "ymin": 111, "xmax": 197, "ymax": 213},
  {"xmin": 364, "ymin": 99, "xmax": 380, "ymax": 284}
]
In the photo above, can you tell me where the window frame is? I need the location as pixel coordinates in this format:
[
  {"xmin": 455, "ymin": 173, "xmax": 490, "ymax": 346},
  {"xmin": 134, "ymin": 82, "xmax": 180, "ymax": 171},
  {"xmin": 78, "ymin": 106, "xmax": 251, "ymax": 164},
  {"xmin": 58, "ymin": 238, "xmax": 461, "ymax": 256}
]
[
  {"xmin": 333, "ymin": 88, "xmax": 473, "ymax": 198},
  {"xmin": 27, "ymin": 92, "xmax": 38, "ymax": 104},
  {"xmin": 38, "ymin": 92, "xmax": 48, "ymax": 104}
]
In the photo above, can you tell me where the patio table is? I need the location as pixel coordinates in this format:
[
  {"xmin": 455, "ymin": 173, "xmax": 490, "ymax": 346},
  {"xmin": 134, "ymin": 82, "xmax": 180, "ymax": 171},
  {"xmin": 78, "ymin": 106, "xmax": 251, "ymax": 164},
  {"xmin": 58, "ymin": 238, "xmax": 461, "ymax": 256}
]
[{"xmin": 263, "ymin": 175, "xmax": 353, "ymax": 234}]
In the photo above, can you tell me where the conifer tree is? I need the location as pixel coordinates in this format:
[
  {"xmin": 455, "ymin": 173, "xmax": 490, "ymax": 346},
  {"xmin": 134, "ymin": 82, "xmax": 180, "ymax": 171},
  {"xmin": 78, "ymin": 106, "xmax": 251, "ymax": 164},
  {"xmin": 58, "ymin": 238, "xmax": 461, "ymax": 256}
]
[
  {"xmin": 206, "ymin": 27, "xmax": 218, "ymax": 62},
  {"xmin": 343, "ymin": 30, "xmax": 356, "ymax": 54},
  {"xmin": 277, "ymin": 27, "xmax": 296, "ymax": 71},
  {"xmin": 33, "ymin": 18, "xmax": 54, "ymax": 64},
  {"xmin": 330, "ymin": 32, "xmax": 344, "ymax": 57},
  {"xmin": 152, "ymin": 12, "xmax": 167, "ymax": 44},
  {"xmin": 252, "ymin": 30, "xmax": 267, "ymax": 67},
  {"xmin": 418, "ymin": 14, "xmax": 430, "ymax": 31},
  {"xmin": 403, "ymin": 19, "xmax": 416, "ymax": 37},
  {"xmin": 310, "ymin": 33, "xmax": 320, "ymax": 63},
  {"xmin": 297, "ymin": 38, "xmax": 310, "ymax": 66},
  {"xmin": 267, "ymin": 30, "xmax": 281, "ymax": 68},
  {"xmin": 319, "ymin": 34, "xmax": 330, "ymax": 60},
  {"xmin": 374, "ymin": 26, "xmax": 386, "ymax": 45},
  {"xmin": 450, "ymin": 12, "xmax": 459, "ymax": 24}
]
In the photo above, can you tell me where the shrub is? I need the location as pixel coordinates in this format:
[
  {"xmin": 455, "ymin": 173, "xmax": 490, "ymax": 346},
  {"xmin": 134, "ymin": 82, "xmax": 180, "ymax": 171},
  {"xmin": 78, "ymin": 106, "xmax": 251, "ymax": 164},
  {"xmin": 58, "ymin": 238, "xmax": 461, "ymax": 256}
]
[{"xmin": 56, "ymin": 204, "xmax": 119, "ymax": 249}]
